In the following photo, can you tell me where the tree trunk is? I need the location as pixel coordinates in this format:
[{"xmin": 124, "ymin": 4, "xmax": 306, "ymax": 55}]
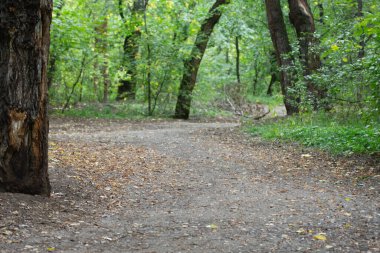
[
  {"xmin": 265, "ymin": 0, "xmax": 299, "ymax": 115},
  {"xmin": 0, "ymin": 0, "xmax": 52, "ymax": 195},
  {"xmin": 143, "ymin": 6, "xmax": 153, "ymax": 116},
  {"xmin": 253, "ymin": 61, "xmax": 259, "ymax": 95},
  {"xmin": 174, "ymin": 0, "xmax": 230, "ymax": 119},
  {"xmin": 117, "ymin": 0, "xmax": 149, "ymax": 100},
  {"xmin": 95, "ymin": 18, "xmax": 110, "ymax": 104},
  {"xmin": 102, "ymin": 61, "xmax": 110, "ymax": 104},
  {"xmin": 267, "ymin": 51, "xmax": 278, "ymax": 96},
  {"xmin": 288, "ymin": 0, "xmax": 318, "ymax": 72},
  {"xmin": 235, "ymin": 36, "xmax": 241, "ymax": 84},
  {"xmin": 117, "ymin": 31, "xmax": 140, "ymax": 100},
  {"xmin": 288, "ymin": 0, "xmax": 327, "ymax": 110},
  {"xmin": 267, "ymin": 73, "xmax": 277, "ymax": 96}
]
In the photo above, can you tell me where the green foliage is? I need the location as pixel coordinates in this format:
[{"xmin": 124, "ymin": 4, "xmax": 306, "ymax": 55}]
[
  {"xmin": 308, "ymin": 0, "xmax": 380, "ymax": 119},
  {"xmin": 248, "ymin": 112, "xmax": 380, "ymax": 155},
  {"xmin": 50, "ymin": 0, "xmax": 123, "ymax": 106},
  {"xmin": 49, "ymin": 0, "xmax": 379, "ymax": 121}
]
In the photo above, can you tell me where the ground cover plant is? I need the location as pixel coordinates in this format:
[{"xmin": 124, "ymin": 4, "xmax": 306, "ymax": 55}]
[{"xmin": 248, "ymin": 112, "xmax": 380, "ymax": 155}]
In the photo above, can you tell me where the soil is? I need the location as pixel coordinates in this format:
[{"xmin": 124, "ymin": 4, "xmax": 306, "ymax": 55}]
[{"xmin": 0, "ymin": 116, "xmax": 379, "ymax": 253}]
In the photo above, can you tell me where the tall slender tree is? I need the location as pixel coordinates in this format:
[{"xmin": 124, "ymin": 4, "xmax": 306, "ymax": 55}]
[
  {"xmin": 0, "ymin": 0, "xmax": 52, "ymax": 195},
  {"xmin": 265, "ymin": 0, "xmax": 299, "ymax": 114},
  {"xmin": 174, "ymin": 0, "xmax": 230, "ymax": 119},
  {"xmin": 235, "ymin": 36, "xmax": 241, "ymax": 84}
]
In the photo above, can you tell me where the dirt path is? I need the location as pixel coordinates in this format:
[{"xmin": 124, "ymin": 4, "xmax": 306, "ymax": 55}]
[{"xmin": 1, "ymin": 117, "xmax": 379, "ymax": 252}]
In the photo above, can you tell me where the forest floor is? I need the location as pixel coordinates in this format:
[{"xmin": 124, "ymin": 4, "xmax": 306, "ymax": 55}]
[{"xmin": 0, "ymin": 116, "xmax": 379, "ymax": 253}]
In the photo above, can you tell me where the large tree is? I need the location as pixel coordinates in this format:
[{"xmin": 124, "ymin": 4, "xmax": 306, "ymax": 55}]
[
  {"xmin": 288, "ymin": 0, "xmax": 327, "ymax": 109},
  {"xmin": 174, "ymin": 0, "xmax": 230, "ymax": 119},
  {"xmin": 0, "ymin": 0, "xmax": 52, "ymax": 195},
  {"xmin": 265, "ymin": 0, "xmax": 299, "ymax": 114}
]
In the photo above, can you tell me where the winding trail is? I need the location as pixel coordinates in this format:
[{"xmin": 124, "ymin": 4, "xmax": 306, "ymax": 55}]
[{"xmin": 0, "ymin": 118, "xmax": 379, "ymax": 252}]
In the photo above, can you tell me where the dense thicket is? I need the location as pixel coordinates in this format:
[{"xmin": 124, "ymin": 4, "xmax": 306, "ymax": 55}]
[{"xmin": 49, "ymin": 0, "xmax": 379, "ymax": 120}]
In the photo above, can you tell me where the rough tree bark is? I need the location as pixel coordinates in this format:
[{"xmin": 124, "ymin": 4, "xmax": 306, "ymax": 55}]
[
  {"xmin": 117, "ymin": 0, "xmax": 149, "ymax": 100},
  {"xmin": 288, "ymin": 0, "xmax": 328, "ymax": 110},
  {"xmin": 174, "ymin": 0, "xmax": 230, "ymax": 119},
  {"xmin": 0, "ymin": 0, "xmax": 52, "ymax": 195},
  {"xmin": 265, "ymin": 0, "xmax": 299, "ymax": 115}
]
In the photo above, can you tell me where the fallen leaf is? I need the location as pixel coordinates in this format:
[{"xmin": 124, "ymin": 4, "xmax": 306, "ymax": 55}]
[
  {"xmin": 344, "ymin": 223, "xmax": 351, "ymax": 229},
  {"xmin": 47, "ymin": 247, "xmax": 56, "ymax": 252},
  {"xmin": 206, "ymin": 224, "xmax": 218, "ymax": 229},
  {"xmin": 313, "ymin": 233, "xmax": 327, "ymax": 241},
  {"xmin": 296, "ymin": 228, "xmax": 306, "ymax": 235}
]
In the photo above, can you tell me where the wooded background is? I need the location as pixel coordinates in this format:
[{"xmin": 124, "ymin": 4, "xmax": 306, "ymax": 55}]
[{"xmin": 48, "ymin": 0, "xmax": 379, "ymax": 120}]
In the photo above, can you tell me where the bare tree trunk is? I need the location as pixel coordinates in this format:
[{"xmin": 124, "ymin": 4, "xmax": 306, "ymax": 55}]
[
  {"xmin": 265, "ymin": 0, "xmax": 300, "ymax": 115},
  {"xmin": 0, "ymin": 0, "xmax": 52, "ymax": 195},
  {"xmin": 288, "ymin": 0, "xmax": 320, "ymax": 74},
  {"xmin": 267, "ymin": 73, "xmax": 277, "ymax": 96},
  {"xmin": 235, "ymin": 36, "xmax": 241, "ymax": 84},
  {"xmin": 143, "ymin": 6, "xmax": 153, "ymax": 115},
  {"xmin": 288, "ymin": 0, "xmax": 328, "ymax": 110},
  {"xmin": 102, "ymin": 62, "xmax": 110, "ymax": 104},
  {"xmin": 117, "ymin": 30, "xmax": 140, "ymax": 100},
  {"xmin": 174, "ymin": 0, "xmax": 230, "ymax": 119},
  {"xmin": 267, "ymin": 51, "xmax": 278, "ymax": 96},
  {"xmin": 95, "ymin": 18, "xmax": 110, "ymax": 104},
  {"xmin": 253, "ymin": 61, "xmax": 259, "ymax": 95}
]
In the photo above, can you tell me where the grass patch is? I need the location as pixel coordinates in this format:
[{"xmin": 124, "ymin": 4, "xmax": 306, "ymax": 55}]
[
  {"xmin": 246, "ymin": 94, "xmax": 284, "ymax": 109},
  {"xmin": 51, "ymin": 103, "xmax": 151, "ymax": 119},
  {"xmin": 248, "ymin": 112, "xmax": 380, "ymax": 155},
  {"xmin": 51, "ymin": 102, "xmax": 234, "ymax": 120}
]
